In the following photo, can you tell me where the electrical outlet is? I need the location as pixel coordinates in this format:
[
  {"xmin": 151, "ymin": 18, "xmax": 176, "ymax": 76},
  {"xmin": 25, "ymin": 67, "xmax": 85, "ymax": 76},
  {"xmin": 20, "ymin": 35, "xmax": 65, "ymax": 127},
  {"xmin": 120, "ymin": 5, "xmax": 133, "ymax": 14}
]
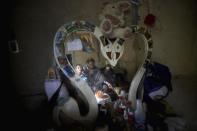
[{"xmin": 8, "ymin": 40, "xmax": 20, "ymax": 53}]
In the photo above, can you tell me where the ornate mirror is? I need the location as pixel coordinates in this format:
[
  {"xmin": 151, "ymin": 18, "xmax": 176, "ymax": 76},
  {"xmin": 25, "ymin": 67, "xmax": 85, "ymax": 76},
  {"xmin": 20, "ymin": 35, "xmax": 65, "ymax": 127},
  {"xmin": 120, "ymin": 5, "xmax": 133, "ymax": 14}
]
[{"xmin": 50, "ymin": 20, "xmax": 153, "ymax": 128}]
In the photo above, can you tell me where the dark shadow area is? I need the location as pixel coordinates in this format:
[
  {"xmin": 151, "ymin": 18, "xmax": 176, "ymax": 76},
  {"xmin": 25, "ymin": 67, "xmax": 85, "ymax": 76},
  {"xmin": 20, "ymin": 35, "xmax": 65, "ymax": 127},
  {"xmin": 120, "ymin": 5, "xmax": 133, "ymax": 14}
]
[{"xmin": 4, "ymin": 1, "xmax": 49, "ymax": 130}]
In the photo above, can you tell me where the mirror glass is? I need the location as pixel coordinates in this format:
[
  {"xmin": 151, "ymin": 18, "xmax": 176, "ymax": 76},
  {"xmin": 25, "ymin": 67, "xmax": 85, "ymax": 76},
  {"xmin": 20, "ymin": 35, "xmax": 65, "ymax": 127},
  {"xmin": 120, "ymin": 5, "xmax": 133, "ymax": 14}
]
[
  {"xmin": 54, "ymin": 22, "xmax": 148, "ymax": 97},
  {"xmin": 49, "ymin": 21, "xmax": 152, "ymax": 127}
]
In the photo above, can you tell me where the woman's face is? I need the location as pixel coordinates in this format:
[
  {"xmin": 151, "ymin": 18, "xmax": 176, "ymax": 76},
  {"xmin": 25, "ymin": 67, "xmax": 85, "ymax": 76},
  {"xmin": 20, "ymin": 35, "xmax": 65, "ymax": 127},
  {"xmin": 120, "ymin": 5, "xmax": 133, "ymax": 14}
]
[
  {"xmin": 58, "ymin": 57, "xmax": 67, "ymax": 65},
  {"xmin": 48, "ymin": 68, "xmax": 56, "ymax": 79},
  {"xmin": 87, "ymin": 61, "xmax": 95, "ymax": 69},
  {"xmin": 75, "ymin": 65, "xmax": 82, "ymax": 75}
]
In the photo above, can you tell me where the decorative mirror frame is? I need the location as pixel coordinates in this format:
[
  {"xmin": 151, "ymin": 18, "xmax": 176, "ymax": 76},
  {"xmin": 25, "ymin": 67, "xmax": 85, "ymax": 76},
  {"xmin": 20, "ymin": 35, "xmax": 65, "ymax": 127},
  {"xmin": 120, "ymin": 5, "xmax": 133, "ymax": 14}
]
[
  {"xmin": 53, "ymin": 20, "xmax": 153, "ymax": 124},
  {"xmin": 127, "ymin": 26, "xmax": 153, "ymax": 110},
  {"xmin": 53, "ymin": 21, "xmax": 101, "ymax": 125}
]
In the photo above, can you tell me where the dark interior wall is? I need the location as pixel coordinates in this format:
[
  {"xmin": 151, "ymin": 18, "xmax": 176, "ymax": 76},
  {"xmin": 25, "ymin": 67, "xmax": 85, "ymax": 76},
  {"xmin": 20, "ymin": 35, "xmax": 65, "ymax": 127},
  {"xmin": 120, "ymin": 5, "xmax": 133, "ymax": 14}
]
[
  {"xmin": 148, "ymin": 0, "xmax": 197, "ymax": 76},
  {"xmin": 8, "ymin": 0, "xmax": 104, "ymax": 95},
  {"xmin": 6, "ymin": 0, "xmax": 104, "ymax": 130}
]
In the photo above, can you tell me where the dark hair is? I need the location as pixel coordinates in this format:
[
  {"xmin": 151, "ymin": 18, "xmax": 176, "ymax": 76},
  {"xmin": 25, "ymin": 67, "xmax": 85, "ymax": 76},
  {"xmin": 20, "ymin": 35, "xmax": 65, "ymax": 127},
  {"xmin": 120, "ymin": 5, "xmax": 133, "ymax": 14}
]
[
  {"xmin": 102, "ymin": 82, "xmax": 108, "ymax": 87},
  {"xmin": 86, "ymin": 57, "xmax": 95, "ymax": 63},
  {"xmin": 75, "ymin": 64, "xmax": 82, "ymax": 67}
]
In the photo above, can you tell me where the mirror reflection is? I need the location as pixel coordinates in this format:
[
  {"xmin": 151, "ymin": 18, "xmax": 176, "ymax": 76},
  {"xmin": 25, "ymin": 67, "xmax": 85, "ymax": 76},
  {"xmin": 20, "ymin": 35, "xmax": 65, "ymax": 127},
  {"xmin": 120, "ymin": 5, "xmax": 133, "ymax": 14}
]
[
  {"xmin": 60, "ymin": 30, "xmax": 146, "ymax": 103},
  {"xmin": 45, "ymin": 21, "xmax": 150, "ymax": 130}
]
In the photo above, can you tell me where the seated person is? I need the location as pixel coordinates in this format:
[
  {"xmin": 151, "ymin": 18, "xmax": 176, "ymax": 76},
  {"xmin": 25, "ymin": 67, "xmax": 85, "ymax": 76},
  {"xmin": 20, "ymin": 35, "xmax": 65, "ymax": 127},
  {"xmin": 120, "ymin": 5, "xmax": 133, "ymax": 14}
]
[
  {"xmin": 83, "ymin": 58, "xmax": 105, "ymax": 92},
  {"xmin": 74, "ymin": 64, "xmax": 87, "ymax": 81},
  {"xmin": 101, "ymin": 82, "xmax": 118, "ymax": 101},
  {"xmin": 45, "ymin": 67, "xmax": 60, "ymax": 101},
  {"xmin": 101, "ymin": 64, "xmax": 116, "ymax": 87},
  {"xmin": 94, "ymin": 81, "xmax": 118, "ymax": 104},
  {"xmin": 44, "ymin": 67, "xmax": 69, "ymax": 101}
]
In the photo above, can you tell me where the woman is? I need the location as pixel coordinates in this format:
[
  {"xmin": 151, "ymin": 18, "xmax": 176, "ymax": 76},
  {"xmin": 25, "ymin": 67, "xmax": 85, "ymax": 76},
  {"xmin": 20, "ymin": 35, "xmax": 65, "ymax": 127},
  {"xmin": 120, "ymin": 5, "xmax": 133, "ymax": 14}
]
[{"xmin": 75, "ymin": 64, "xmax": 87, "ymax": 81}]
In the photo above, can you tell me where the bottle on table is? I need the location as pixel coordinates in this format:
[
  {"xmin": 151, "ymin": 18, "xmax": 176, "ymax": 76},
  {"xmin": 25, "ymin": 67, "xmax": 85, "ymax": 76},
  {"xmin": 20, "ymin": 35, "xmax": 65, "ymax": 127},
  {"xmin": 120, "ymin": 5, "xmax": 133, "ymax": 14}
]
[{"xmin": 134, "ymin": 99, "xmax": 146, "ymax": 131}]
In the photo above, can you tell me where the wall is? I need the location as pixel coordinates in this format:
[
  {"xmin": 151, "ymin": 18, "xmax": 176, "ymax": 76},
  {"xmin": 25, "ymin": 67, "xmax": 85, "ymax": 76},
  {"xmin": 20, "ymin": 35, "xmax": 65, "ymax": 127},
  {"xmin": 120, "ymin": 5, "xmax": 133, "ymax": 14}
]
[
  {"xmin": 9, "ymin": 0, "xmax": 105, "ymax": 95},
  {"xmin": 148, "ymin": 0, "xmax": 197, "ymax": 76}
]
